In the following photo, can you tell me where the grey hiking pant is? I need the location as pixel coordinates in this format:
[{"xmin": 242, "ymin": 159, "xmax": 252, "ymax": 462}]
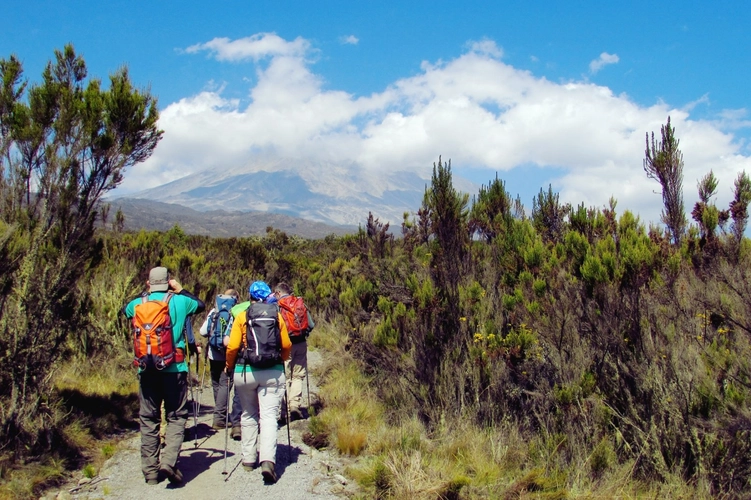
[{"xmin": 138, "ymin": 371, "xmax": 188, "ymax": 480}]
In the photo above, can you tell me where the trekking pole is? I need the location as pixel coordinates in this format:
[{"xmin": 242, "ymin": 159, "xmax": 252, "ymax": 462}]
[
  {"xmin": 285, "ymin": 383, "xmax": 291, "ymax": 462},
  {"xmin": 184, "ymin": 326, "xmax": 199, "ymax": 448},
  {"xmin": 306, "ymin": 370, "xmax": 311, "ymax": 410},
  {"xmin": 187, "ymin": 369, "xmax": 198, "ymax": 448},
  {"xmin": 222, "ymin": 374, "xmax": 230, "ymax": 476},
  {"xmin": 196, "ymin": 346, "xmax": 208, "ymax": 419}
]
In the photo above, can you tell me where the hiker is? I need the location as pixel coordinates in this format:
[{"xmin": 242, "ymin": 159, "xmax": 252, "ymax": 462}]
[
  {"xmin": 124, "ymin": 266, "xmax": 205, "ymax": 485},
  {"xmin": 199, "ymin": 289, "xmax": 242, "ymax": 438},
  {"xmin": 274, "ymin": 282, "xmax": 315, "ymax": 421},
  {"xmin": 225, "ymin": 280, "xmax": 291, "ymax": 484}
]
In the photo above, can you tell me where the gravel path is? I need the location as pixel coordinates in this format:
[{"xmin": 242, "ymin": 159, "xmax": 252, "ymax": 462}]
[{"xmin": 51, "ymin": 350, "xmax": 356, "ymax": 500}]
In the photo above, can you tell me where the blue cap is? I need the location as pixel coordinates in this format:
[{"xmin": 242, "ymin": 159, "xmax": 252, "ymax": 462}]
[
  {"xmin": 249, "ymin": 281, "xmax": 271, "ymax": 301},
  {"xmin": 265, "ymin": 294, "xmax": 278, "ymax": 304}
]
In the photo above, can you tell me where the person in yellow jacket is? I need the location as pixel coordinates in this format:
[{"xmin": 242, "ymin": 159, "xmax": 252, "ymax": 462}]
[{"xmin": 225, "ymin": 281, "xmax": 291, "ymax": 484}]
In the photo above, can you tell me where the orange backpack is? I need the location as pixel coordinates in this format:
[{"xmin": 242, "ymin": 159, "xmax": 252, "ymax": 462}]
[{"xmin": 132, "ymin": 292, "xmax": 182, "ymax": 370}]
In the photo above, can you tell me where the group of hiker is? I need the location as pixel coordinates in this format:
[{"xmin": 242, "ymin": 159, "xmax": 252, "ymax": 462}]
[{"xmin": 124, "ymin": 266, "xmax": 314, "ymax": 486}]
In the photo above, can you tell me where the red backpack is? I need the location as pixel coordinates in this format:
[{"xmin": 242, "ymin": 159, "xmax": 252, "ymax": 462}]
[
  {"xmin": 278, "ymin": 295, "xmax": 310, "ymax": 337},
  {"xmin": 132, "ymin": 292, "xmax": 182, "ymax": 370}
]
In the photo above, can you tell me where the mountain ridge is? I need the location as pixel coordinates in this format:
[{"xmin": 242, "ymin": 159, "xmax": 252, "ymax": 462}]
[
  {"xmin": 117, "ymin": 158, "xmax": 478, "ymax": 227},
  {"xmin": 110, "ymin": 198, "xmax": 357, "ymax": 238}
]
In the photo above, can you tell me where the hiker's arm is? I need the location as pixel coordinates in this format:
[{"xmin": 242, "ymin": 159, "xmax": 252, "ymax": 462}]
[
  {"xmin": 225, "ymin": 311, "xmax": 244, "ymax": 372},
  {"xmin": 306, "ymin": 310, "xmax": 315, "ymax": 333},
  {"xmin": 198, "ymin": 309, "xmax": 214, "ymax": 337},
  {"xmin": 279, "ymin": 313, "xmax": 292, "ymax": 361},
  {"xmin": 170, "ymin": 279, "xmax": 206, "ymax": 315},
  {"xmin": 186, "ymin": 339, "xmax": 199, "ymax": 355},
  {"xmin": 185, "ymin": 319, "xmax": 201, "ymax": 355},
  {"xmin": 122, "ymin": 297, "xmax": 139, "ymax": 318}
]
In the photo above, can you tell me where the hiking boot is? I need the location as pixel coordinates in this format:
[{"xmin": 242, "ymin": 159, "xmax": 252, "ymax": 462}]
[
  {"xmin": 289, "ymin": 409, "xmax": 303, "ymax": 422},
  {"xmin": 212, "ymin": 421, "xmax": 226, "ymax": 430},
  {"xmin": 242, "ymin": 461, "xmax": 256, "ymax": 471},
  {"xmin": 231, "ymin": 425, "xmax": 242, "ymax": 441},
  {"xmin": 261, "ymin": 461, "xmax": 277, "ymax": 484},
  {"xmin": 160, "ymin": 464, "xmax": 183, "ymax": 484},
  {"xmin": 145, "ymin": 476, "xmax": 159, "ymax": 485}
]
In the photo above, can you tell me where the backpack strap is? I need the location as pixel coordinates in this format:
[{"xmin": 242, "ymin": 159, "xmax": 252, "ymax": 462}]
[
  {"xmin": 206, "ymin": 309, "xmax": 216, "ymax": 334},
  {"xmin": 140, "ymin": 290, "xmax": 174, "ymax": 303}
]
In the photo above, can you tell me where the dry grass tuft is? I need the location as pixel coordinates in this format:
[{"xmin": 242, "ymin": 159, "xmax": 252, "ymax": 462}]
[{"xmin": 336, "ymin": 427, "xmax": 368, "ymax": 456}]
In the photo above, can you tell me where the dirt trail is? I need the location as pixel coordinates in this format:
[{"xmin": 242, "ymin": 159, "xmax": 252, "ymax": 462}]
[{"xmin": 48, "ymin": 349, "xmax": 355, "ymax": 500}]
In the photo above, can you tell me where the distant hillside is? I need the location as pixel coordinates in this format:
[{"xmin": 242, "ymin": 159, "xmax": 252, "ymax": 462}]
[{"xmin": 110, "ymin": 198, "xmax": 357, "ymax": 238}]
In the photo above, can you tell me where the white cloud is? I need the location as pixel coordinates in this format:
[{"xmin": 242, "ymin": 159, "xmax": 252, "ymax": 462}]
[
  {"xmin": 715, "ymin": 108, "xmax": 751, "ymax": 132},
  {"xmin": 119, "ymin": 35, "xmax": 751, "ymax": 228},
  {"xmin": 185, "ymin": 33, "xmax": 309, "ymax": 62},
  {"xmin": 466, "ymin": 38, "xmax": 503, "ymax": 58},
  {"xmin": 589, "ymin": 52, "xmax": 619, "ymax": 74},
  {"xmin": 340, "ymin": 35, "xmax": 359, "ymax": 45}
]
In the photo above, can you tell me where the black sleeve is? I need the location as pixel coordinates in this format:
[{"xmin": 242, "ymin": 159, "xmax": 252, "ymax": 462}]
[{"xmin": 179, "ymin": 289, "xmax": 206, "ymax": 315}]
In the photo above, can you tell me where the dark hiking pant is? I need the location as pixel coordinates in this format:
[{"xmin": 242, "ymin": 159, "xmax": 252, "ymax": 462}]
[
  {"xmin": 138, "ymin": 371, "xmax": 188, "ymax": 481},
  {"xmin": 210, "ymin": 359, "xmax": 242, "ymax": 427},
  {"xmin": 210, "ymin": 359, "xmax": 231, "ymax": 426}
]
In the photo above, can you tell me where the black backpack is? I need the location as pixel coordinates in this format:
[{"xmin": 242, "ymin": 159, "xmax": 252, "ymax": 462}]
[
  {"xmin": 207, "ymin": 294, "xmax": 237, "ymax": 351},
  {"xmin": 241, "ymin": 302, "xmax": 282, "ymax": 368}
]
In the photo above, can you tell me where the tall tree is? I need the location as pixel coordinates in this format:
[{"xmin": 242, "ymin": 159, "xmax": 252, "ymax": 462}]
[
  {"xmin": 730, "ymin": 171, "xmax": 751, "ymax": 247},
  {"xmin": 531, "ymin": 184, "xmax": 569, "ymax": 244},
  {"xmin": 469, "ymin": 173, "xmax": 513, "ymax": 242},
  {"xmin": 644, "ymin": 116, "xmax": 687, "ymax": 245},
  {"xmin": 0, "ymin": 45, "xmax": 162, "ymax": 450},
  {"xmin": 417, "ymin": 157, "xmax": 469, "ymax": 397},
  {"xmin": 691, "ymin": 171, "xmax": 722, "ymax": 245}
]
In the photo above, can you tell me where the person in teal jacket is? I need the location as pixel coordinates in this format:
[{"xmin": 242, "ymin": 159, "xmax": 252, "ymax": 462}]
[{"xmin": 123, "ymin": 266, "xmax": 205, "ymax": 485}]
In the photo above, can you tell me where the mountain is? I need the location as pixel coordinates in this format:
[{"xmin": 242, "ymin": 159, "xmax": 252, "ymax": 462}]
[
  {"xmin": 110, "ymin": 198, "xmax": 356, "ymax": 239},
  {"xmin": 117, "ymin": 158, "xmax": 479, "ymax": 227}
]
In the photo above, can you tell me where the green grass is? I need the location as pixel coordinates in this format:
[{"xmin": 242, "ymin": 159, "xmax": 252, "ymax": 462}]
[
  {"xmin": 311, "ymin": 321, "xmax": 716, "ymax": 500},
  {"xmin": 0, "ymin": 356, "xmax": 138, "ymax": 500}
]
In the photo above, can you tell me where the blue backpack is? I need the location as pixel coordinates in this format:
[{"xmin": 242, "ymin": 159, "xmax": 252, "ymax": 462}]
[{"xmin": 208, "ymin": 294, "xmax": 237, "ymax": 351}]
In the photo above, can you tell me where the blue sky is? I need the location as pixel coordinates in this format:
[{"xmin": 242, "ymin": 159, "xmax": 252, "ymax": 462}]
[{"xmin": 3, "ymin": 1, "xmax": 751, "ymax": 226}]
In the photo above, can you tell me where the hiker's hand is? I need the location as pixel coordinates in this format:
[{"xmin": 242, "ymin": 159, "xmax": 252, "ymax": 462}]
[
  {"xmin": 168, "ymin": 279, "xmax": 183, "ymax": 293},
  {"xmin": 225, "ymin": 366, "xmax": 233, "ymax": 377},
  {"xmin": 195, "ymin": 344, "xmax": 202, "ymax": 355}
]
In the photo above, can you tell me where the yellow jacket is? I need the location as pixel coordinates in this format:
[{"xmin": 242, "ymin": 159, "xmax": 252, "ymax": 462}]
[{"xmin": 225, "ymin": 306, "xmax": 291, "ymax": 372}]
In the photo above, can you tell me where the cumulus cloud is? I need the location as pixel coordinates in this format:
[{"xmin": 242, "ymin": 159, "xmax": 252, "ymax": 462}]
[
  {"xmin": 120, "ymin": 35, "xmax": 751, "ymax": 227},
  {"xmin": 589, "ymin": 52, "xmax": 619, "ymax": 74},
  {"xmin": 340, "ymin": 35, "xmax": 359, "ymax": 45}
]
